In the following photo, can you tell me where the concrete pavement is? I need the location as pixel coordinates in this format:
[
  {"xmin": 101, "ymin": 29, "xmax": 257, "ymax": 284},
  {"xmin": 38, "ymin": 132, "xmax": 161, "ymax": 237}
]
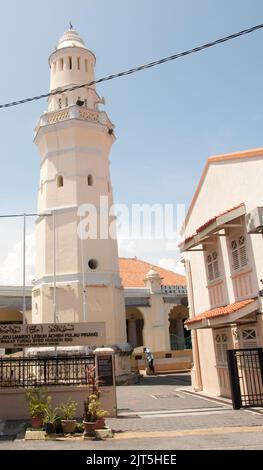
[{"xmin": 0, "ymin": 373, "xmax": 262, "ymax": 449}]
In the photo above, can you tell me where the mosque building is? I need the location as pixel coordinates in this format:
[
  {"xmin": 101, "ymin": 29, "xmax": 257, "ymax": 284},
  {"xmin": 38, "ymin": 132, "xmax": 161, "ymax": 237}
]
[{"xmin": 0, "ymin": 28, "xmax": 190, "ymax": 374}]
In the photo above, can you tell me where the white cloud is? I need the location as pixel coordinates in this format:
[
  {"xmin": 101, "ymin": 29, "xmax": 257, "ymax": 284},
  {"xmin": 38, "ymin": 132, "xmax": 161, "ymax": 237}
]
[
  {"xmin": 157, "ymin": 257, "xmax": 185, "ymax": 275},
  {"xmin": 0, "ymin": 231, "xmax": 35, "ymax": 285},
  {"xmin": 0, "ymin": 231, "xmax": 183, "ymax": 286}
]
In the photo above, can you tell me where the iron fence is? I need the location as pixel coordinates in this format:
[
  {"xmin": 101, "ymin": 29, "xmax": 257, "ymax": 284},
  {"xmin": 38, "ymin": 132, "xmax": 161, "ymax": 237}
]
[
  {"xmin": 227, "ymin": 348, "xmax": 263, "ymax": 409},
  {"xmin": 170, "ymin": 334, "xmax": 192, "ymax": 351},
  {"xmin": 0, "ymin": 354, "xmax": 95, "ymax": 388}
]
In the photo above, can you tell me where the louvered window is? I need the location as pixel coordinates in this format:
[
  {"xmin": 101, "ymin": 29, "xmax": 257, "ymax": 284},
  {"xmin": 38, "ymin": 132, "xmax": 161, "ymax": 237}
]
[
  {"xmin": 241, "ymin": 329, "xmax": 257, "ymax": 349},
  {"xmin": 206, "ymin": 251, "xmax": 220, "ymax": 282},
  {"xmin": 215, "ymin": 332, "xmax": 228, "ymax": 365},
  {"xmin": 231, "ymin": 235, "xmax": 248, "ymax": 271}
]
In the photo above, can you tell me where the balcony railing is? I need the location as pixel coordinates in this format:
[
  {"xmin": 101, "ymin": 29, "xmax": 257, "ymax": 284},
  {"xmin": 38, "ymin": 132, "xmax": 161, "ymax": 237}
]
[
  {"xmin": 35, "ymin": 105, "xmax": 114, "ymax": 135},
  {"xmin": 207, "ymin": 280, "xmax": 225, "ymax": 308},
  {"xmin": 170, "ymin": 334, "xmax": 192, "ymax": 351},
  {"xmin": 231, "ymin": 268, "xmax": 255, "ymax": 300}
]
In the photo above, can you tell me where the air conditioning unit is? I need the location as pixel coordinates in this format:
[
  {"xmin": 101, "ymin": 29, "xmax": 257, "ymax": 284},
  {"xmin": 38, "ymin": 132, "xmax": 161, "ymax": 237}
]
[{"xmin": 246, "ymin": 207, "xmax": 263, "ymax": 234}]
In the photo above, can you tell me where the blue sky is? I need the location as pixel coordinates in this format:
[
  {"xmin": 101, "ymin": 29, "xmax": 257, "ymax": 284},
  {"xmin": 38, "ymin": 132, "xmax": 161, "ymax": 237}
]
[{"xmin": 0, "ymin": 0, "xmax": 263, "ymax": 282}]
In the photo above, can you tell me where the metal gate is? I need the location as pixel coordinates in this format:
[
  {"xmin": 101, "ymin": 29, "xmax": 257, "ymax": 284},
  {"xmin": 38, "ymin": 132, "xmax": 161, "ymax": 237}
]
[{"xmin": 227, "ymin": 348, "xmax": 263, "ymax": 409}]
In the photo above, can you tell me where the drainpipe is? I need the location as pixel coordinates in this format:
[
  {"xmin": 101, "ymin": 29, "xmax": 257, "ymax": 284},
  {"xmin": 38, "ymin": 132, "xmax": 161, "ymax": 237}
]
[{"xmin": 185, "ymin": 259, "xmax": 203, "ymax": 392}]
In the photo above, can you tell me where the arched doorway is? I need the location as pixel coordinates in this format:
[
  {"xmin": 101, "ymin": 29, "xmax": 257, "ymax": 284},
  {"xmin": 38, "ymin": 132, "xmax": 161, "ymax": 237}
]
[
  {"xmin": 126, "ymin": 307, "xmax": 144, "ymax": 348},
  {"xmin": 168, "ymin": 305, "xmax": 191, "ymax": 350}
]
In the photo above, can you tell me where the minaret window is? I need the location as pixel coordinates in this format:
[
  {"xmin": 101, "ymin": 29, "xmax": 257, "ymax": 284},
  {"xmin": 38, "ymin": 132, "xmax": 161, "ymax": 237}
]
[
  {"xmin": 77, "ymin": 57, "xmax": 80, "ymax": 70},
  {"xmin": 68, "ymin": 57, "xmax": 72, "ymax": 69},
  {"xmin": 59, "ymin": 58, "xmax": 64, "ymax": 71},
  {"xmin": 85, "ymin": 59, "xmax": 88, "ymax": 72},
  {"xmin": 87, "ymin": 174, "xmax": 93, "ymax": 186},
  {"xmin": 88, "ymin": 259, "xmax": 98, "ymax": 270},
  {"xmin": 58, "ymin": 98, "xmax": 62, "ymax": 109},
  {"xmin": 65, "ymin": 96, "xmax": 68, "ymax": 107},
  {"xmin": 57, "ymin": 175, "xmax": 64, "ymax": 187}
]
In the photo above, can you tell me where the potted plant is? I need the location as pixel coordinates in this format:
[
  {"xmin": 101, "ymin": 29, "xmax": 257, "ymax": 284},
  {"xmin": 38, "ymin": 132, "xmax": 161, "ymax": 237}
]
[
  {"xmin": 25, "ymin": 388, "xmax": 50, "ymax": 430},
  {"xmin": 83, "ymin": 393, "xmax": 108, "ymax": 435},
  {"xmin": 58, "ymin": 399, "xmax": 77, "ymax": 434},
  {"xmin": 43, "ymin": 404, "xmax": 60, "ymax": 434}
]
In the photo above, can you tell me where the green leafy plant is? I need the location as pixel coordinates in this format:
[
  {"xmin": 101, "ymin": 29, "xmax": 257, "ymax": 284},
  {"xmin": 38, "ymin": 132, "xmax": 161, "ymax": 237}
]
[
  {"xmin": 75, "ymin": 422, "xmax": 84, "ymax": 433},
  {"xmin": 43, "ymin": 405, "xmax": 60, "ymax": 425},
  {"xmin": 83, "ymin": 393, "xmax": 108, "ymax": 423},
  {"xmin": 26, "ymin": 388, "xmax": 51, "ymax": 418},
  {"xmin": 58, "ymin": 399, "xmax": 77, "ymax": 420}
]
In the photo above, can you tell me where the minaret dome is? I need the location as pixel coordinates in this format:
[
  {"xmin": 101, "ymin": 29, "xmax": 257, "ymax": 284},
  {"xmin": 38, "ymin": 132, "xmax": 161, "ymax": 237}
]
[{"xmin": 48, "ymin": 27, "xmax": 98, "ymax": 112}]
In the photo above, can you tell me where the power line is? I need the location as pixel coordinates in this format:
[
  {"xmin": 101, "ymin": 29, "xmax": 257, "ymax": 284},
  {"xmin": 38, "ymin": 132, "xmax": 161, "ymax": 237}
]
[
  {"xmin": 1, "ymin": 22, "xmax": 263, "ymax": 110},
  {"xmin": 0, "ymin": 213, "xmax": 52, "ymax": 217}
]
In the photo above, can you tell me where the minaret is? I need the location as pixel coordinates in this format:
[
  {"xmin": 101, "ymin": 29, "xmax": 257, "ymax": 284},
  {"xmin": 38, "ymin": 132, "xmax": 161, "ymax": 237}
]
[{"xmin": 32, "ymin": 27, "xmax": 129, "ymax": 372}]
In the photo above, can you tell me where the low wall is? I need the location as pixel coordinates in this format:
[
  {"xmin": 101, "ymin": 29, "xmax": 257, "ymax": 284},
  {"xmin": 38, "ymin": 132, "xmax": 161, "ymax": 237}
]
[
  {"xmin": 0, "ymin": 385, "xmax": 117, "ymax": 421},
  {"xmin": 132, "ymin": 350, "xmax": 193, "ymax": 374}
]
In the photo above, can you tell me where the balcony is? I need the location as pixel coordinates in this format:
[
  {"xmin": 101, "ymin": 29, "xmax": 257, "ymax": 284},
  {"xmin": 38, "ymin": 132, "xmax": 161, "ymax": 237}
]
[
  {"xmin": 207, "ymin": 279, "xmax": 225, "ymax": 308},
  {"xmin": 231, "ymin": 267, "xmax": 255, "ymax": 300},
  {"xmin": 35, "ymin": 105, "xmax": 114, "ymax": 136}
]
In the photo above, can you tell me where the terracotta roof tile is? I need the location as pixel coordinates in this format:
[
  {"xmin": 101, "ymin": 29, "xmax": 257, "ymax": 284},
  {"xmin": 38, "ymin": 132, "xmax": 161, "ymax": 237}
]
[
  {"xmin": 185, "ymin": 299, "xmax": 256, "ymax": 324},
  {"xmin": 182, "ymin": 203, "xmax": 245, "ymax": 246},
  {"xmin": 119, "ymin": 258, "xmax": 186, "ymax": 288}
]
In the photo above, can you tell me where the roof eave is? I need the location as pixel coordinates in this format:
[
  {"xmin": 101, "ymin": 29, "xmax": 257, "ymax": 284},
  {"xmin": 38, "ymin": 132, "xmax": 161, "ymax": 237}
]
[{"xmin": 180, "ymin": 204, "xmax": 246, "ymax": 252}]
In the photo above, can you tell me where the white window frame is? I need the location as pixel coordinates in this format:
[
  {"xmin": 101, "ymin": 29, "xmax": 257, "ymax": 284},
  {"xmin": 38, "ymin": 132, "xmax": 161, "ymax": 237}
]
[
  {"xmin": 214, "ymin": 330, "xmax": 229, "ymax": 366},
  {"xmin": 240, "ymin": 327, "xmax": 258, "ymax": 349},
  {"xmin": 205, "ymin": 249, "xmax": 220, "ymax": 283},
  {"xmin": 229, "ymin": 233, "xmax": 248, "ymax": 273}
]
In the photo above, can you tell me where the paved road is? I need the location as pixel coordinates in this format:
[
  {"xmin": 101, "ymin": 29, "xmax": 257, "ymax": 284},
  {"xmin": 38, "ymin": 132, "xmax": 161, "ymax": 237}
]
[
  {"xmin": 0, "ymin": 427, "xmax": 263, "ymax": 450},
  {"xmin": 0, "ymin": 373, "xmax": 262, "ymax": 450}
]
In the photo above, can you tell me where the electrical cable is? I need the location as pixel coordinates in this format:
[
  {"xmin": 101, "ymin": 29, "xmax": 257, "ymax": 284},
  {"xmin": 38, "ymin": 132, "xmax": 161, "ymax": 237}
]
[{"xmin": 0, "ymin": 22, "xmax": 262, "ymax": 110}]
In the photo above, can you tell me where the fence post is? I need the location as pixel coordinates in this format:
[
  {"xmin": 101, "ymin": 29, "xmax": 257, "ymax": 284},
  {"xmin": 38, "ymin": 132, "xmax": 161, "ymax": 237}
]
[
  {"xmin": 227, "ymin": 349, "xmax": 242, "ymax": 409},
  {"xmin": 258, "ymin": 348, "xmax": 263, "ymax": 381},
  {"xmin": 94, "ymin": 347, "xmax": 117, "ymax": 417}
]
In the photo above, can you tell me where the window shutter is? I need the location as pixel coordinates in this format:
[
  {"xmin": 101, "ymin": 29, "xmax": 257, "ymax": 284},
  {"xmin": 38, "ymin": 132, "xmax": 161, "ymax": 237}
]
[
  {"xmin": 232, "ymin": 249, "xmax": 240, "ymax": 270},
  {"xmin": 213, "ymin": 260, "xmax": 220, "ymax": 279},
  {"xmin": 231, "ymin": 235, "xmax": 248, "ymax": 271},
  {"xmin": 208, "ymin": 263, "xmax": 214, "ymax": 281},
  {"xmin": 215, "ymin": 333, "xmax": 228, "ymax": 365},
  {"xmin": 239, "ymin": 244, "xmax": 247, "ymax": 268},
  {"xmin": 242, "ymin": 329, "xmax": 257, "ymax": 348},
  {"xmin": 207, "ymin": 251, "xmax": 220, "ymax": 282}
]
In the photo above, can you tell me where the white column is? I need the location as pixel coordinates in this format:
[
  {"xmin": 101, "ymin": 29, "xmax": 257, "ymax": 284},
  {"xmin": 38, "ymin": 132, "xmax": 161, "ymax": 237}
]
[{"xmin": 185, "ymin": 259, "xmax": 203, "ymax": 391}]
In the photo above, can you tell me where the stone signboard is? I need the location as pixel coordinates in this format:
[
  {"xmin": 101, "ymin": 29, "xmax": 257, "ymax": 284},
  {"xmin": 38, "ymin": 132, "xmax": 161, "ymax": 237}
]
[
  {"xmin": 0, "ymin": 322, "xmax": 106, "ymax": 348},
  {"xmin": 97, "ymin": 354, "xmax": 114, "ymax": 386}
]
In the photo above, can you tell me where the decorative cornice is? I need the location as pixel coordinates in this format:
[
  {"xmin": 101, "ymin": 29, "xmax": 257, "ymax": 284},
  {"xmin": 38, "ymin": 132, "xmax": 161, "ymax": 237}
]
[{"xmin": 33, "ymin": 271, "xmax": 122, "ymax": 288}]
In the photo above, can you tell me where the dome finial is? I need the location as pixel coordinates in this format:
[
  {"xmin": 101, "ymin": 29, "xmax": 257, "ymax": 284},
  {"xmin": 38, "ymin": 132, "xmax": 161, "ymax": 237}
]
[{"xmin": 69, "ymin": 21, "xmax": 73, "ymax": 30}]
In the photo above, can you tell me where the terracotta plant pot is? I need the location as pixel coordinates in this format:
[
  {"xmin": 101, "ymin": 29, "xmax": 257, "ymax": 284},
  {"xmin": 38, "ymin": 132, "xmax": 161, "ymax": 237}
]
[
  {"xmin": 61, "ymin": 419, "xmax": 77, "ymax": 434},
  {"xmin": 31, "ymin": 416, "xmax": 44, "ymax": 429},
  {"xmin": 95, "ymin": 418, "xmax": 105, "ymax": 429},
  {"xmin": 83, "ymin": 421, "xmax": 97, "ymax": 435}
]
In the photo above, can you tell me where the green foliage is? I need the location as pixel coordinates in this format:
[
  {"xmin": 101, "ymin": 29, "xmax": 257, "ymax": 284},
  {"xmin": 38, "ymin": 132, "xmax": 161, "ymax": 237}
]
[
  {"xmin": 43, "ymin": 404, "xmax": 60, "ymax": 424},
  {"xmin": 58, "ymin": 399, "xmax": 77, "ymax": 420},
  {"xmin": 25, "ymin": 388, "xmax": 51, "ymax": 418},
  {"xmin": 75, "ymin": 422, "xmax": 84, "ymax": 433},
  {"xmin": 83, "ymin": 393, "xmax": 108, "ymax": 423}
]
